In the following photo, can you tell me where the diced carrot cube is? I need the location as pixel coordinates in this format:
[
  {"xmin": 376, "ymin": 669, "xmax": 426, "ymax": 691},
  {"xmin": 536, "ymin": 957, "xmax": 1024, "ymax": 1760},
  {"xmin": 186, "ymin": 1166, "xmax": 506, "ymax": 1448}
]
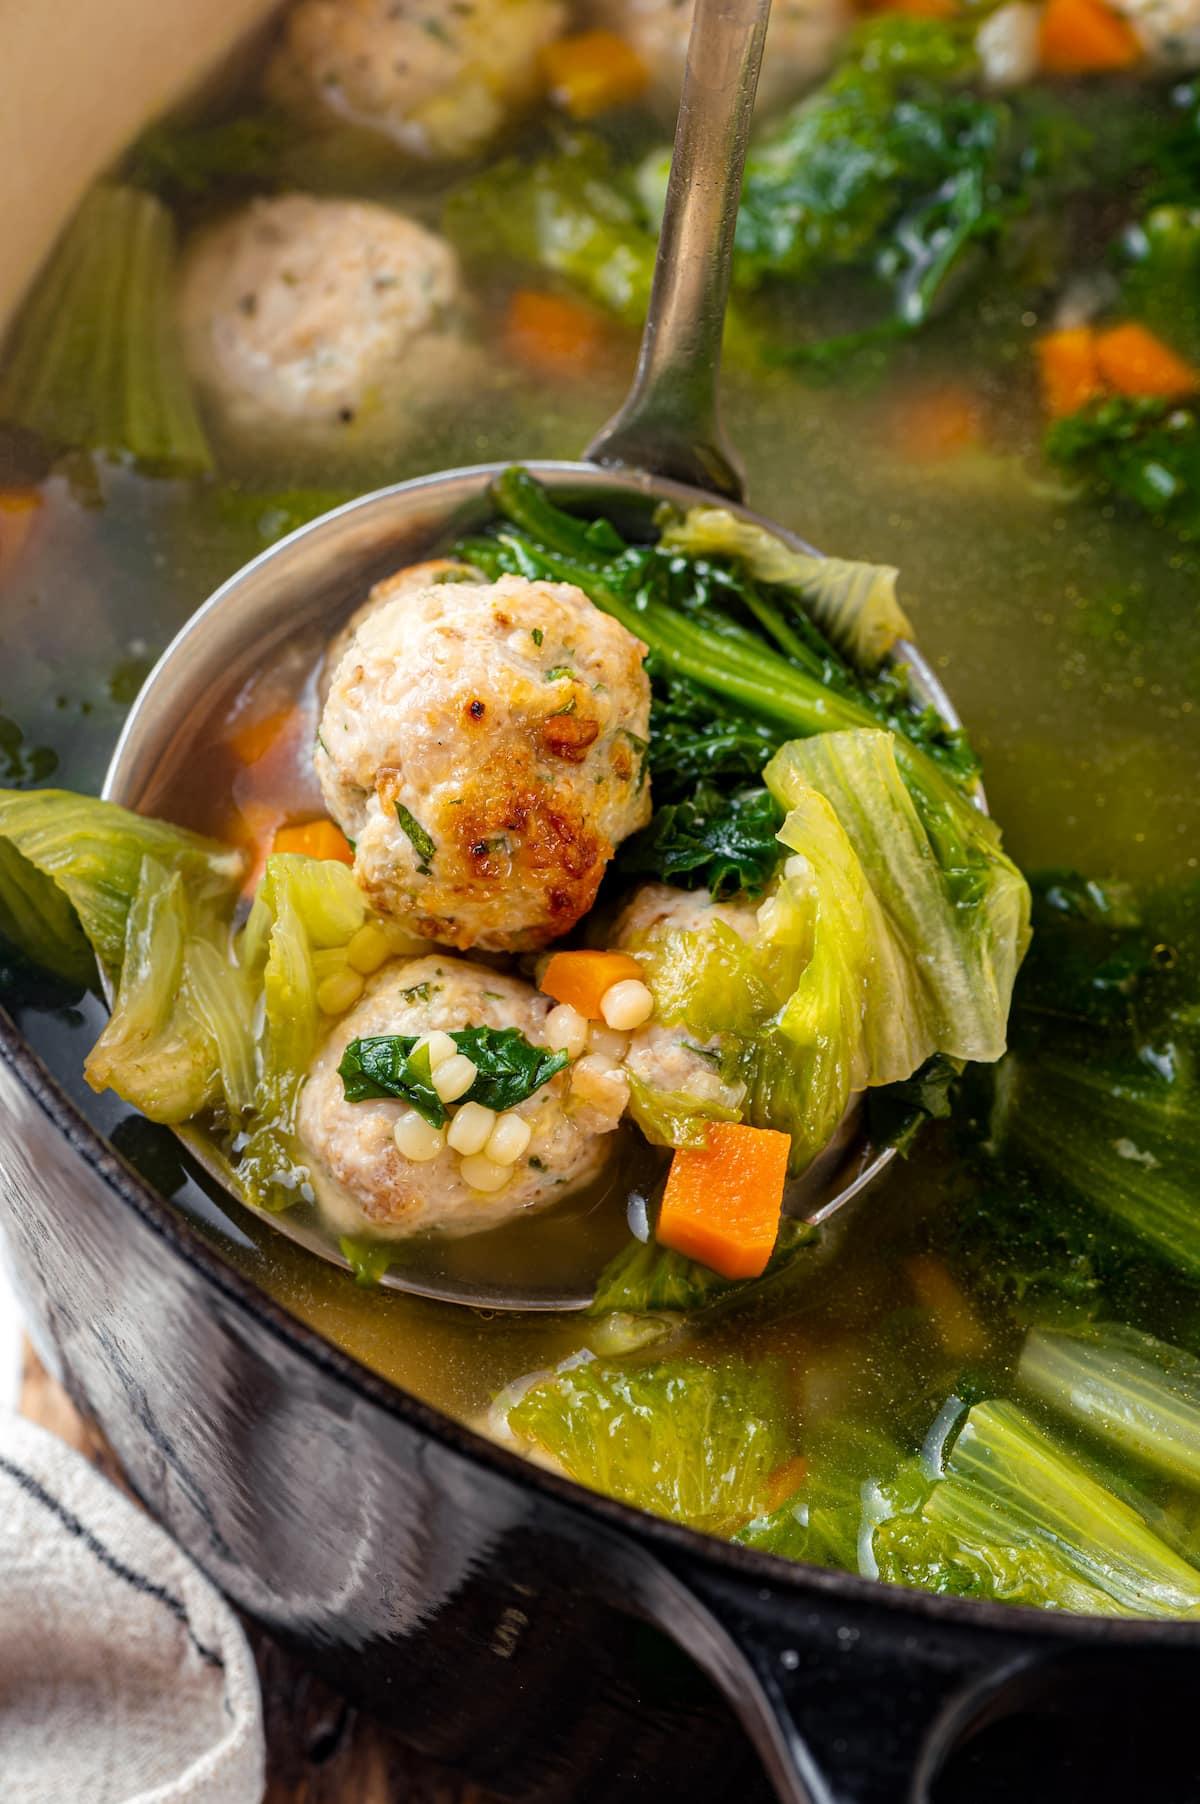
[
  {"xmin": 1094, "ymin": 321, "xmax": 1200, "ymax": 400},
  {"xmin": 1039, "ymin": 0, "xmax": 1141, "ymax": 74},
  {"xmin": 503, "ymin": 290, "xmax": 619, "ymax": 380},
  {"xmin": 657, "ymin": 1122, "xmax": 791, "ymax": 1280},
  {"xmin": 273, "ymin": 819, "xmax": 355, "ymax": 864},
  {"xmin": 540, "ymin": 949, "xmax": 644, "ymax": 1020},
  {"xmin": 226, "ymin": 705, "xmax": 298, "ymax": 767},
  {"xmin": 541, "ymin": 31, "xmax": 648, "ymax": 119},
  {"xmin": 1037, "ymin": 326, "xmax": 1103, "ymax": 418}
]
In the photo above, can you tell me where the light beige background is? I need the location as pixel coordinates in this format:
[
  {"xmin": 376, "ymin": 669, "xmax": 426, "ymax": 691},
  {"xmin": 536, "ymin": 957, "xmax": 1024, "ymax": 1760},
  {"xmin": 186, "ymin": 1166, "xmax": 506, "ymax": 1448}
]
[{"xmin": 0, "ymin": 0, "xmax": 278, "ymax": 328}]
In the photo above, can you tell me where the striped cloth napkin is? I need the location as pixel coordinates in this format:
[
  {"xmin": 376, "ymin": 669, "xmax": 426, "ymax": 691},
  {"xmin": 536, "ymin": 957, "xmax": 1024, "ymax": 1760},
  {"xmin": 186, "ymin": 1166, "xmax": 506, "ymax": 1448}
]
[{"xmin": 0, "ymin": 1414, "xmax": 264, "ymax": 1802}]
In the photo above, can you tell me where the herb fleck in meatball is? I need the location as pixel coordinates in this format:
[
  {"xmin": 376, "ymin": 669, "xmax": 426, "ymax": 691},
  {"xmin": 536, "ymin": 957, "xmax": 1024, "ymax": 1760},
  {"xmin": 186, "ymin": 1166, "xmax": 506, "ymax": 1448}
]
[
  {"xmin": 593, "ymin": 0, "xmax": 849, "ymax": 120},
  {"xmin": 177, "ymin": 194, "xmax": 475, "ymax": 454},
  {"xmin": 266, "ymin": 0, "xmax": 566, "ymax": 160},
  {"xmin": 317, "ymin": 572, "xmax": 652, "ymax": 951},
  {"xmin": 298, "ymin": 956, "xmax": 624, "ymax": 1238}
]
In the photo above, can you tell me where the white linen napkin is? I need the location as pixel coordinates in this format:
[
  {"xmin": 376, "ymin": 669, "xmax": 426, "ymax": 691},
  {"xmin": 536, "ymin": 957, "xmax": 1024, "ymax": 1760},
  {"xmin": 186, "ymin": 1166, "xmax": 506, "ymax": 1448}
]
[{"xmin": 0, "ymin": 1414, "xmax": 265, "ymax": 1803}]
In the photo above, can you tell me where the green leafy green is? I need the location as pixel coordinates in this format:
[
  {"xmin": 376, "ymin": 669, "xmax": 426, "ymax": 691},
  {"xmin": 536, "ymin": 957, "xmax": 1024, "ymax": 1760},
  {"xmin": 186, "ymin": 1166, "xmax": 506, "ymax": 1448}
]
[
  {"xmin": 506, "ymin": 1353, "xmax": 791, "ymax": 1532},
  {"xmin": 125, "ymin": 111, "xmax": 294, "ymax": 202},
  {"xmin": 475, "ymin": 469, "xmax": 981, "ymax": 811},
  {"xmin": 737, "ymin": 1420, "xmax": 927, "ymax": 1570},
  {"xmin": 659, "ymin": 506, "xmax": 913, "ymax": 669},
  {"xmin": 943, "ymin": 1167, "xmax": 1109, "ymax": 1330},
  {"xmin": 443, "ymin": 133, "xmax": 658, "ymax": 328},
  {"xmin": 1047, "ymin": 396, "xmax": 1200, "ymax": 536},
  {"xmin": 236, "ymin": 853, "xmax": 368, "ymax": 1209},
  {"xmin": 767, "ymin": 730, "xmax": 1030, "ymax": 1066},
  {"xmin": 339, "ymin": 1025, "xmax": 568, "ymax": 1126},
  {"xmin": 734, "ymin": 17, "xmax": 1079, "ymax": 347},
  {"xmin": 394, "ymin": 803, "xmax": 436, "ymax": 874},
  {"xmin": 877, "ymin": 1400, "xmax": 1200, "ymax": 1616},
  {"xmin": 590, "ymin": 1218, "xmax": 817, "ymax": 1317},
  {"xmin": 84, "ymin": 855, "xmax": 254, "ymax": 1125},
  {"xmin": 1019, "ymin": 1323, "xmax": 1200, "ymax": 1488},
  {"xmin": 0, "ymin": 185, "xmax": 212, "ymax": 473},
  {"xmin": 0, "ymin": 788, "xmax": 242, "ymax": 987},
  {"xmin": 615, "ymin": 782, "xmax": 784, "ymax": 899}
]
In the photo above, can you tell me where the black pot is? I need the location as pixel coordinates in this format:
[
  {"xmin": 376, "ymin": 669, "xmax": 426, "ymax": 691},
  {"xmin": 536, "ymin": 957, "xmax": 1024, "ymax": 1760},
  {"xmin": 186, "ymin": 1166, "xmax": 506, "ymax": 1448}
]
[{"xmin": 3, "ymin": 1010, "xmax": 1199, "ymax": 1804}]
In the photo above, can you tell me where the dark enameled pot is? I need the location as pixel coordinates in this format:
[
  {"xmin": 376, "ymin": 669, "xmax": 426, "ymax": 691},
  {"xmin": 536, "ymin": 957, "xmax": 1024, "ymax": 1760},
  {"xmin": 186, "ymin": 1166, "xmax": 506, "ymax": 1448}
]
[{"xmin": 3, "ymin": 1015, "xmax": 1200, "ymax": 1804}]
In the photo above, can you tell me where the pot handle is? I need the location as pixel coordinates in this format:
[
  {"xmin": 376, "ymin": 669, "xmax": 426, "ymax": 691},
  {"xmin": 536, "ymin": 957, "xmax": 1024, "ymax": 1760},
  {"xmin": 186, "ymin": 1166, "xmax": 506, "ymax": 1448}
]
[{"xmin": 656, "ymin": 1559, "xmax": 1045, "ymax": 1804}]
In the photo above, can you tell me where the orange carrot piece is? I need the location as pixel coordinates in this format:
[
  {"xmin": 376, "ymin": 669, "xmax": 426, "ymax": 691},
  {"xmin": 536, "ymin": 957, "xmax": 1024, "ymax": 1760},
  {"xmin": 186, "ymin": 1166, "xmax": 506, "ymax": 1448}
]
[
  {"xmin": 540, "ymin": 948, "xmax": 644, "ymax": 1019},
  {"xmin": 657, "ymin": 1122, "xmax": 791, "ymax": 1280},
  {"xmin": 273, "ymin": 819, "xmax": 355, "ymax": 864},
  {"xmin": 0, "ymin": 487, "xmax": 42, "ymax": 579},
  {"xmin": 1037, "ymin": 326, "xmax": 1102, "ymax": 418},
  {"xmin": 503, "ymin": 290, "xmax": 618, "ymax": 380},
  {"xmin": 1039, "ymin": 0, "xmax": 1141, "ymax": 73},
  {"xmin": 764, "ymin": 1455, "xmax": 809, "ymax": 1514},
  {"xmin": 897, "ymin": 384, "xmax": 984, "ymax": 460},
  {"xmin": 904, "ymin": 1255, "xmax": 986, "ymax": 1359},
  {"xmin": 1094, "ymin": 321, "xmax": 1200, "ymax": 400},
  {"xmin": 226, "ymin": 705, "xmax": 298, "ymax": 767},
  {"xmin": 541, "ymin": 31, "xmax": 648, "ymax": 119}
]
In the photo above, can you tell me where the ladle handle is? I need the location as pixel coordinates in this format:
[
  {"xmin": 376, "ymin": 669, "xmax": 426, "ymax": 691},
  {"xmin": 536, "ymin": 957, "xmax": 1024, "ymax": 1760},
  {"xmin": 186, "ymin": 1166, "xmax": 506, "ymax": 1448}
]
[{"xmin": 583, "ymin": 0, "xmax": 771, "ymax": 501}]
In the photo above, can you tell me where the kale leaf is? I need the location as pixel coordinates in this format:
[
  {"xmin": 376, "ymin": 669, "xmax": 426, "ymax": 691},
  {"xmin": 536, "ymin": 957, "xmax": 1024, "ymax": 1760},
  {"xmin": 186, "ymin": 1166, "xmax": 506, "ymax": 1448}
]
[
  {"xmin": 1047, "ymin": 396, "xmax": 1200, "ymax": 535},
  {"xmin": 615, "ymin": 781, "xmax": 785, "ymax": 898},
  {"xmin": 736, "ymin": 17, "xmax": 1080, "ymax": 344},
  {"xmin": 339, "ymin": 1027, "xmax": 568, "ymax": 1125}
]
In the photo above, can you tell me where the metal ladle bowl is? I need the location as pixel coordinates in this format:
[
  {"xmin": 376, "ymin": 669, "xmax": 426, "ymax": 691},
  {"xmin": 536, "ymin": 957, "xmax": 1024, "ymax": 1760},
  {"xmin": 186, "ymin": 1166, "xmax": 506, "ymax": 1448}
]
[{"xmin": 104, "ymin": 0, "xmax": 974, "ymax": 1310}]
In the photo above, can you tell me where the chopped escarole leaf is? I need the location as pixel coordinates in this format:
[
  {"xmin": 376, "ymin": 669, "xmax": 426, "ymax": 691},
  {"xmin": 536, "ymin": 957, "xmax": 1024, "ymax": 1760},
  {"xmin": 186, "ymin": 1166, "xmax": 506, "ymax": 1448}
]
[
  {"xmin": 0, "ymin": 185, "xmax": 212, "ymax": 473},
  {"xmin": 659, "ymin": 507, "xmax": 914, "ymax": 669},
  {"xmin": 506, "ymin": 1352, "xmax": 791, "ymax": 1532},
  {"xmin": 0, "ymin": 788, "xmax": 243, "ymax": 987},
  {"xmin": 236, "ymin": 853, "xmax": 368, "ymax": 1209},
  {"xmin": 1019, "ymin": 1324, "xmax": 1200, "ymax": 1488},
  {"xmin": 590, "ymin": 1218, "xmax": 817, "ymax": 1317},
  {"xmin": 634, "ymin": 735, "xmax": 1025, "ymax": 1168},
  {"xmin": 767, "ymin": 729, "xmax": 1030, "ymax": 1065},
  {"xmin": 339, "ymin": 1026, "xmax": 568, "ymax": 1126},
  {"xmin": 84, "ymin": 856, "xmax": 254, "ymax": 1124},
  {"xmin": 875, "ymin": 1401, "xmax": 1200, "ymax": 1617}
]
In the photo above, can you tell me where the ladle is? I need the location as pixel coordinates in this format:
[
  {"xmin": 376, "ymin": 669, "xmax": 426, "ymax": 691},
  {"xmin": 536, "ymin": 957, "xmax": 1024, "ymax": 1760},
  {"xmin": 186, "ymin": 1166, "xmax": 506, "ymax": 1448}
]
[{"xmin": 105, "ymin": 0, "xmax": 972, "ymax": 1310}]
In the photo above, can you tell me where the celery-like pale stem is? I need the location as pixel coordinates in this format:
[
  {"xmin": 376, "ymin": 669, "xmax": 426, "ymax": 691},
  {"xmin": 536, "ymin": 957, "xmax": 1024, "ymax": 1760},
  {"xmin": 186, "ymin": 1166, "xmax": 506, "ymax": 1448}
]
[
  {"xmin": 943, "ymin": 1400, "xmax": 1200, "ymax": 1617},
  {"xmin": 0, "ymin": 185, "xmax": 212, "ymax": 474},
  {"xmin": 1019, "ymin": 1325, "xmax": 1200, "ymax": 1489}
]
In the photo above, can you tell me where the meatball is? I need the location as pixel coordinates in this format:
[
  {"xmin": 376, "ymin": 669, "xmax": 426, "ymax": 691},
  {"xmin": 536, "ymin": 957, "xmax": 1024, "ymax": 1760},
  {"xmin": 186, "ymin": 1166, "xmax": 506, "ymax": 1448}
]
[
  {"xmin": 298, "ymin": 955, "xmax": 627, "ymax": 1238},
  {"xmin": 319, "ymin": 558, "xmax": 484, "ymax": 706},
  {"xmin": 177, "ymin": 194, "xmax": 475, "ymax": 454},
  {"xmin": 316, "ymin": 572, "xmax": 652, "ymax": 951},
  {"xmin": 265, "ymin": 0, "xmax": 566, "ymax": 160},
  {"xmin": 612, "ymin": 883, "xmax": 756, "ymax": 1117},
  {"xmin": 593, "ymin": 0, "xmax": 849, "ymax": 121}
]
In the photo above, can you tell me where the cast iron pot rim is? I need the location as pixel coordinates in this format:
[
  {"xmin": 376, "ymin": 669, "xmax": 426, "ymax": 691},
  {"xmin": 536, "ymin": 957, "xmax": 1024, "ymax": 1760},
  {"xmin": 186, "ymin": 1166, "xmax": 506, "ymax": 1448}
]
[{"xmin": 5, "ymin": 1003, "xmax": 1198, "ymax": 1651}]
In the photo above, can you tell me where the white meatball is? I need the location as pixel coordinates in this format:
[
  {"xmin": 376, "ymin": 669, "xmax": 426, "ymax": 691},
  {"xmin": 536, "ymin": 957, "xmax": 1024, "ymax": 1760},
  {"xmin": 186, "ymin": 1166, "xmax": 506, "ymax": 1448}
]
[
  {"xmin": 298, "ymin": 955, "xmax": 626, "ymax": 1238},
  {"xmin": 317, "ymin": 572, "xmax": 652, "ymax": 951},
  {"xmin": 177, "ymin": 195, "xmax": 475, "ymax": 454},
  {"xmin": 1109, "ymin": 0, "xmax": 1200, "ymax": 62},
  {"xmin": 594, "ymin": 0, "xmax": 849, "ymax": 121},
  {"xmin": 613, "ymin": 882, "xmax": 756, "ymax": 1116},
  {"xmin": 265, "ymin": 0, "xmax": 566, "ymax": 160}
]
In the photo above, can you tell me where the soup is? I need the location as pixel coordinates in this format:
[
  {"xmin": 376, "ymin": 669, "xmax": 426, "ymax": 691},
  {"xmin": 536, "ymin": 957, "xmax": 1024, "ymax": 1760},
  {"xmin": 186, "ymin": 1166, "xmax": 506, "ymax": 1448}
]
[{"xmin": 1, "ymin": 0, "xmax": 1199, "ymax": 1616}]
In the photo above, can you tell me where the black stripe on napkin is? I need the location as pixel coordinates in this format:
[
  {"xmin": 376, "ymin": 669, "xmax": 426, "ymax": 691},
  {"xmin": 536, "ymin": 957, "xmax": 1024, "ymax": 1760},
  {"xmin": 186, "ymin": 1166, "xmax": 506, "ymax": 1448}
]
[{"xmin": 0, "ymin": 1450, "xmax": 226, "ymax": 1672}]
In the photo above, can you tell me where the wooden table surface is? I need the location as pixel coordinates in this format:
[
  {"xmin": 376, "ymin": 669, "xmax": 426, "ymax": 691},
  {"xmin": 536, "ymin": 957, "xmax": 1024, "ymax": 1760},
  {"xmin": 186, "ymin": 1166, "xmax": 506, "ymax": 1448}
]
[{"xmin": 19, "ymin": 1341, "xmax": 494, "ymax": 1804}]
